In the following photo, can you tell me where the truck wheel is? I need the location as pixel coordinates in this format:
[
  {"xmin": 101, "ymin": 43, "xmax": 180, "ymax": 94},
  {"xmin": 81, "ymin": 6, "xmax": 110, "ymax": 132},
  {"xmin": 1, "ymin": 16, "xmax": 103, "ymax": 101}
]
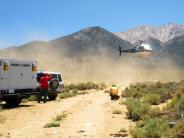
[
  {"xmin": 48, "ymin": 94, "xmax": 58, "ymax": 100},
  {"xmin": 5, "ymin": 97, "xmax": 22, "ymax": 106},
  {"xmin": 111, "ymin": 95, "xmax": 115, "ymax": 100},
  {"xmin": 49, "ymin": 79, "xmax": 59, "ymax": 91}
]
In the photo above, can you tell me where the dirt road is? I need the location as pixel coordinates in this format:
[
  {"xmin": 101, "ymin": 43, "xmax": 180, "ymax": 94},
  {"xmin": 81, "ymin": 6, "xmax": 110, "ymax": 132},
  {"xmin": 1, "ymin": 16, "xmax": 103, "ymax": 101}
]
[{"xmin": 0, "ymin": 91, "xmax": 134, "ymax": 138}]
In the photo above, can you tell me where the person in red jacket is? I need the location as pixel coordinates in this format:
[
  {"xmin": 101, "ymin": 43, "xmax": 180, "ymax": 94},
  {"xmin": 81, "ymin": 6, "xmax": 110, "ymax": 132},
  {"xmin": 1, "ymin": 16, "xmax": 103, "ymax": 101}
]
[{"xmin": 38, "ymin": 73, "xmax": 52, "ymax": 103}]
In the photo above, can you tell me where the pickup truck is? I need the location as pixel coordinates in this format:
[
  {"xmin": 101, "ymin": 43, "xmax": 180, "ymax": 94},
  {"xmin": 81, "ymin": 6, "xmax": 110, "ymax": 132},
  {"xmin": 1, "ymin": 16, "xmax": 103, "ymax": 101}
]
[{"xmin": 37, "ymin": 71, "xmax": 64, "ymax": 100}]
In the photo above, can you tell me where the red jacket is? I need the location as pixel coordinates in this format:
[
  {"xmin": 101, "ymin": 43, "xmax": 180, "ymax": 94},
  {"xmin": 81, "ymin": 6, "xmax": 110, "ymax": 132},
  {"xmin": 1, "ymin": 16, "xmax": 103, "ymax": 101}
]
[{"xmin": 39, "ymin": 75, "xmax": 52, "ymax": 89}]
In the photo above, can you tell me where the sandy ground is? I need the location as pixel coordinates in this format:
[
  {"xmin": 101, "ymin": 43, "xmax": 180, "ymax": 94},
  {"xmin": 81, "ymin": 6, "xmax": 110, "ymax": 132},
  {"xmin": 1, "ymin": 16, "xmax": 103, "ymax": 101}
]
[{"xmin": 0, "ymin": 91, "xmax": 134, "ymax": 138}]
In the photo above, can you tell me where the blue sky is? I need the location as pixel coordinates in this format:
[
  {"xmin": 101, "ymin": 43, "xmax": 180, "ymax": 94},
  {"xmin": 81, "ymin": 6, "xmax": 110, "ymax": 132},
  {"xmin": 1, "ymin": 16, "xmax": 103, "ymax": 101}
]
[{"xmin": 0, "ymin": 0, "xmax": 183, "ymax": 48}]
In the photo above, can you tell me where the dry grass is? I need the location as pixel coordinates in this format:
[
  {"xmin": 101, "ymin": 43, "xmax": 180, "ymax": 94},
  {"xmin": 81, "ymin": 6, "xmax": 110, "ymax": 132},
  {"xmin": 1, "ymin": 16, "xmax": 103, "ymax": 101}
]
[
  {"xmin": 119, "ymin": 128, "xmax": 127, "ymax": 133},
  {"xmin": 44, "ymin": 121, "xmax": 60, "ymax": 128},
  {"xmin": 112, "ymin": 109, "xmax": 122, "ymax": 114},
  {"xmin": 44, "ymin": 111, "xmax": 68, "ymax": 128},
  {"xmin": 59, "ymin": 92, "xmax": 76, "ymax": 99},
  {"xmin": 53, "ymin": 112, "xmax": 68, "ymax": 122}
]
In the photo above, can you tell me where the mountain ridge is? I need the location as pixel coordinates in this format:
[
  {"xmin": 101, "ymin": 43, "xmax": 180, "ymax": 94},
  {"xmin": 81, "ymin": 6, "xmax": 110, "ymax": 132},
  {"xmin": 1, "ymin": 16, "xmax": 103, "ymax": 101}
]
[
  {"xmin": 0, "ymin": 24, "xmax": 184, "ymax": 82},
  {"xmin": 115, "ymin": 23, "xmax": 184, "ymax": 43}
]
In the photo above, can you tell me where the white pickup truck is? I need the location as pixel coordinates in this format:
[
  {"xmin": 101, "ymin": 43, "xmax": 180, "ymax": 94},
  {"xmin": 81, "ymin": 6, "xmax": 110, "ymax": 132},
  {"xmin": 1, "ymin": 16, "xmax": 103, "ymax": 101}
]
[
  {"xmin": 37, "ymin": 71, "xmax": 64, "ymax": 100},
  {"xmin": 0, "ymin": 58, "xmax": 38, "ymax": 105},
  {"xmin": 0, "ymin": 59, "xmax": 65, "ymax": 105}
]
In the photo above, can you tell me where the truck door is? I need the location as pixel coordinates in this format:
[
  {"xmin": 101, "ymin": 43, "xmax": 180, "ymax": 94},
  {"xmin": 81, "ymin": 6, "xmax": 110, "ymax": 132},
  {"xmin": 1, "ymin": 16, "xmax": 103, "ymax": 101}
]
[{"xmin": 0, "ymin": 60, "xmax": 10, "ymax": 90}]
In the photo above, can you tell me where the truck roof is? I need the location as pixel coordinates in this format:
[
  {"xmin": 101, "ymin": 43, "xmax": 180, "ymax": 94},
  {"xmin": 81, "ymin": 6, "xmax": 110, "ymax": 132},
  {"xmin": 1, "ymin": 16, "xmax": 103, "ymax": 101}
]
[{"xmin": 37, "ymin": 71, "xmax": 61, "ymax": 75}]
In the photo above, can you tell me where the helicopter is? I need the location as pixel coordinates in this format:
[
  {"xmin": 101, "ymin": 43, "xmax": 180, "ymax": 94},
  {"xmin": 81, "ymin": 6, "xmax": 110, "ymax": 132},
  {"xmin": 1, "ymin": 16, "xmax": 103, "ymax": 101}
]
[{"xmin": 118, "ymin": 40, "xmax": 153, "ymax": 56}]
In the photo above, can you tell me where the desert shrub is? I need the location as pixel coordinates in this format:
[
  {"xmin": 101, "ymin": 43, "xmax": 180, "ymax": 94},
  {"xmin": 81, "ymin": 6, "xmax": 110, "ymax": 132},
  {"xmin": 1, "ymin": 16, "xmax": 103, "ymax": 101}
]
[
  {"xmin": 59, "ymin": 92, "xmax": 75, "ymax": 99},
  {"xmin": 27, "ymin": 95, "xmax": 37, "ymax": 101},
  {"xmin": 87, "ymin": 82, "xmax": 98, "ymax": 89},
  {"xmin": 44, "ymin": 121, "xmax": 60, "ymax": 128},
  {"xmin": 68, "ymin": 83, "xmax": 76, "ymax": 90},
  {"xmin": 163, "ymin": 96, "xmax": 184, "ymax": 125},
  {"xmin": 176, "ymin": 96, "xmax": 184, "ymax": 112},
  {"xmin": 171, "ymin": 121, "xmax": 184, "ymax": 138},
  {"xmin": 22, "ymin": 95, "xmax": 37, "ymax": 103},
  {"xmin": 76, "ymin": 82, "xmax": 96, "ymax": 90},
  {"xmin": 78, "ymin": 91, "xmax": 89, "ymax": 95},
  {"xmin": 143, "ymin": 94, "xmax": 161, "ymax": 105},
  {"xmin": 122, "ymin": 87, "xmax": 143, "ymax": 98},
  {"xmin": 125, "ymin": 98, "xmax": 150, "ymax": 121},
  {"xmin": 112, "ymin": 109, "xmax": 121, "ymax": 114},
  {"xmin": 22, "ymin": 99, "xmax": 28, "ymax": 103},
  {"xmin": 98, "ymin": 83, "xmax": 107, "ymax": 90},
  {"xmin": 122, "ymin": 81, "xmax": 177, "ymax": 102},
  {"xmin": 104, "ymin": 89, "xmax": 110, "ymax": 93},
  {"xmin": 53, "ymin": 112, "xmax": 68, "ymax": 122},
  {"xmin": 159, "ymin": 90, "xmax": 171, "ymax": 103},
  {"xmin": 144, "ymin": 108, "xmax": 161, "ymax": 119},
  {"xmin": 166, "ymin": 86, "xmax": 184, "ymax": 110},
  {"xmin": 174, "ymin": 87, "xmax": 184, "ymax": 99},
  {"xmin": 119, "ymin": 128, "xmax": 127, "ymax": 133},
  {"xmin": 59, "ymin": 90, "xmax": 89, "ymax": 99},
  {"xmin": 166, "ymin": 97, "xmax": 179, "ymax": 110},
  {"xmin": 71, "ymin": 82, "xmax": 98, "ymax": 90},
  {"xmin": 72, "ymin": 90, "xmax": 78, "ymax": 94},
  {"xmin": 63, "ymin": 86, "xmax": 70, "ymax": 92},
  {"xmin": 119, "ymin": 99, "xmax": 125, "ymax": 105},
  {"xmin": 44, "ymin": 112, "xmax": 68, "ymax": 128},
  {"xmin": 65, "ymin": 82, "xmax": 104, "ymax": 91},
  {"xmin": 130, "ymin": 118, "xmax": 170, "ymax": 138}
]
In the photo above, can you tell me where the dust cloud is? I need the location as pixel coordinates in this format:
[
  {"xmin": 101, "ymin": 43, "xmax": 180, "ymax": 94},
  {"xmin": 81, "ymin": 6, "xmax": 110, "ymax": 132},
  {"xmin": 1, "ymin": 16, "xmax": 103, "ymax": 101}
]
[
  {"xmin": 36, "ymin": 49, "xmax": 182, "ymax": 86},
  {"xmin": 0, "ymin": 43, "xmax": 183, "ymax": 85}
]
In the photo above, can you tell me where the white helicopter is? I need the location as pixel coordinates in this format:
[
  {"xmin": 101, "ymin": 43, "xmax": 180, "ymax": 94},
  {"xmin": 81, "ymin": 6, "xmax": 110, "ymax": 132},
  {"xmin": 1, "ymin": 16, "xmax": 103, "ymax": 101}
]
[{"xmin": 119, "ymin": 40, "xmax": 153, "ymax": 56}]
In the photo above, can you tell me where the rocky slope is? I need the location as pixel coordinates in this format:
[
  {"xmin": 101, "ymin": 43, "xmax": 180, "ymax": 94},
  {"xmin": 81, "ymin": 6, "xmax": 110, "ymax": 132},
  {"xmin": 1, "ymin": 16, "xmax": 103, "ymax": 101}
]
[{"xmin": 116, "ymin": 23, "xmax": 184, "ymax": 43}]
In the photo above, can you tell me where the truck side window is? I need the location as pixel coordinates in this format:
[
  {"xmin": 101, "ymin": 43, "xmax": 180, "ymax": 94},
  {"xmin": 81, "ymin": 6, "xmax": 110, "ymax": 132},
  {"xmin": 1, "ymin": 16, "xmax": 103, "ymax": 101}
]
[
  {"xmin": 58, "ymin": 75, "xmax": 62, "ymax": 82},
  {"xmin": 51, "ymin": 74, "xmax": 57, "ymax": 79}
]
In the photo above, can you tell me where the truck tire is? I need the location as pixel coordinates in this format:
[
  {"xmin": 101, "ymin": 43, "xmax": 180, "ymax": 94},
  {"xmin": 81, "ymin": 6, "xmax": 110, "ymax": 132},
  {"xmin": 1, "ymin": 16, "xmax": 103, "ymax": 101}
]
[
  {"xmin": 48, "ymin": 94, "xmax": 58, "ymax": 100},
  {"xmin": 5, "ymin": 97, "xmax": 22, "ymax": 106},
  {"xmin": 49, "ymin": 79, "xmax": 59, "ymax": 91}
]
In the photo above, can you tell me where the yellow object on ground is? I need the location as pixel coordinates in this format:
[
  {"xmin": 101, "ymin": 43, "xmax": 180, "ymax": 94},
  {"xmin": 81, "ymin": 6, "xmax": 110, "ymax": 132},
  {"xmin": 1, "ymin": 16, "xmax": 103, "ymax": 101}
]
[{"xmin": 110, "ymin": 85, "xmax": 118, "ymax": 96}]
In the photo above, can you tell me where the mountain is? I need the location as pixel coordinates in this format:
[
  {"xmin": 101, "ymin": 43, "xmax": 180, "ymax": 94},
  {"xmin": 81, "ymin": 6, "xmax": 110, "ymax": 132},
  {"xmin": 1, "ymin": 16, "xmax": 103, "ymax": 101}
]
[
  {"xmin": 51, "ymin": 26, "xmax": 133, "ymax": 57},
  {"xmin": 115, "ymin": 23, "xmax": 184, "ymax": 43},
  {"xmin": 0, "ymin": 24, "xmax": 184, "ymax": 82},
  {"xmin": 0, "ymin": 27, "xmax": 135, "ymax": 82},
  {"xmin": 0, "ymin": 26, "xmax": 133, "ymax": 58},
  {"xmin": 160, "ymin": 34, "xmax": 184, "ymax": 67}
]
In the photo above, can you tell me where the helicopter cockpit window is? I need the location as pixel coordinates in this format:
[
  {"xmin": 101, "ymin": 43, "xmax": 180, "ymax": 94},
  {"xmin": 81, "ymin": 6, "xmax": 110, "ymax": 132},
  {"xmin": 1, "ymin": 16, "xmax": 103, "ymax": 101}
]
[{"xmin": 139, "ymin": 46, "xmax": 144, "ymax": 51}]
